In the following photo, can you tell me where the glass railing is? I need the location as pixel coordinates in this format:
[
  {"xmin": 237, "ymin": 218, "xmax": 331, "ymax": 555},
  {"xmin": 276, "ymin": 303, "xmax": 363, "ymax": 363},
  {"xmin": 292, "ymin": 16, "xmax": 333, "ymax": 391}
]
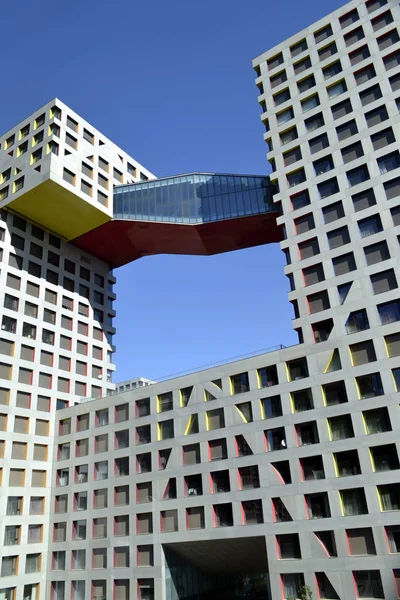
[{"xmin": 113, "ymin": 173, "xmax": 276, "ymax": 224}]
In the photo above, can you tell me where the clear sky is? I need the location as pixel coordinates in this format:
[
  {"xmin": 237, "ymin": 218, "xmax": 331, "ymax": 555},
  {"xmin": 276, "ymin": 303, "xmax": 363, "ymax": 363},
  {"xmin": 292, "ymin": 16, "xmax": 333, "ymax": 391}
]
[{"xmin": 0, "ymin": 0, "xmax": 344, "ymax": 382}]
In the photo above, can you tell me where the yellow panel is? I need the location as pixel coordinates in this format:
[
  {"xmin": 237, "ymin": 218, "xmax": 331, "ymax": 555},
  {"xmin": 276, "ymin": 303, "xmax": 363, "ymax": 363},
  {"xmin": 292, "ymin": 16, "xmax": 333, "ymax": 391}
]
[{"xmin": 7, "ymin": 180, "xmax": 110, "ymax": 240}]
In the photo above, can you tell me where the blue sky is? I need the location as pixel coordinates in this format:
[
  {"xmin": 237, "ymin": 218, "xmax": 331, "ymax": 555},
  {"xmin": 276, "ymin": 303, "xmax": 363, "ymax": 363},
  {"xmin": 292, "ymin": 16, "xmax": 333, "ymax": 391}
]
[{"xmin": 1, "ymin": 0, "xmax": 343, "ymax": 381}]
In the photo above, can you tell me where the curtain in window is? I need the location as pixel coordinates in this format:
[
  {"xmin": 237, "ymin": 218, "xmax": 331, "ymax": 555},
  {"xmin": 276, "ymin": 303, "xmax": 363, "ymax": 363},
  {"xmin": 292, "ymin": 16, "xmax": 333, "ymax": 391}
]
[
  {"xmin": 283, "ymin": 574, "xmax": 301, "ymax": 598},
  {"xmin": 73, "ymin": 582, "xmax": 85, "ymax": 600},
  {"xmin": 359, "ymin": 221, "xmax": 379, "ymax": 238},
  {"xmin": 380, "ymin": 486, "xmax": 400, "ymax": 511},
  {"xmin": 388, "ymin": 530, "xmax": 400, "ymax": 553},
  {"xmin": 96, "ymin": 462, "xmax": 108, "ymax": 480},
  {"xmin": 343, "ymin": 491, "xmax": 365, "ymax": 516},
  {"xmin": 59, "ymin": 444, "xmax": 70, "ymax": 460},
  {"xmin": 331, "ymin": 418, "xmax": 350, "ymax": 440},
  {"xmin": 73, "ymin": 550, "xmax": 85, "ymax": 570},
  {"xmin": 346, "ymin": 311, "xmax": 369, "ymax": 334},
  {"xmin": 7, "ymin": 498, "xmax": 20, "ymax": 516},
  {"xmin": 53, "ymin": 552, "xmax": 65, "ymax": 571},
  {"xmin": 366, "ymin": 413, "xmax": 385, "ymax": 434},
  {"xmin": 356, "ymin": 572, "xmax": 383, "ymax": 598},
  {"xmin": 28, "ymin": 526, "xmax": 41, "ymax": 543},
  {"xmin": 77, "ymin": 494, "xmax": 87, "ymax": 511},
  {"xmin": 1, "ymin": 558, "xmax": 15, "ymax": 577},
  {"xmin": 53, "ymin": 582, "xmax": 65, "ymax": 600},
  {"xmin": 59, "ymin": 472, "xmax": 68, "ymax": 486},
  {"xmin": 379, "ymin": 303, "xmax": 400, "ymax": 324},
  {"xmin": 75, "ymin": 521, "xmax": 86, "ymax": 540},
  {"xmin": 25, "ymin": 555, "xmax": 39, "ymax": 573},
  {"xmin": 4, "ymin": 527, "xmax": 18, "ymax": 545}
]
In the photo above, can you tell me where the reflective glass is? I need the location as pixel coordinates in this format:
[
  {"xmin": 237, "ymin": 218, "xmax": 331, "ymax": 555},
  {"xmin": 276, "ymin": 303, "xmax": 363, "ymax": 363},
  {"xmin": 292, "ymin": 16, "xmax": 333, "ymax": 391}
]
[{"xmin": 112, "ymin": 173, "xmax": 275, "ymax": 224}]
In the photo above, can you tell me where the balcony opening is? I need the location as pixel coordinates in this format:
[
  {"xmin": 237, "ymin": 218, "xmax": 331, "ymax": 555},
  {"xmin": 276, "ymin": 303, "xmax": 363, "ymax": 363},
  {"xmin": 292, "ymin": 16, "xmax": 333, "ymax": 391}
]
[
  {"xmin": 271, "ymin": 460, "xmax": 291, "ymax": 484},
  {"xmin": 242, "ymin": 500, "xmax": 264, "ymax": 524},
  {"xmin": 296, "ymin": 421, "xmax": 319, "ymax": 446},
  {"xmin": 277, "ymin": 533, "xmax": 301, "ymax": 559},
  {"xmin": 185, "ymin": 474, "xmax": 203, "ymax": 497},
  {"xmin": 306, "ymin": 492, "xmax": 331, "ymax": 519},
  {"xmin": 312, "ymin": 318, "xmax": 333, "ymax": 342},
  {"xmin": 363, "ymin": 407, "xmax": 391, "ymax": 434},
  {"xmin": 291, "ymin": 388, "xmax": 313, "ymax": 412},
  {"xmin": 300, "ymin": 455, "xmax": 325, "ymax": 480},
  {"xmin": 265, "ymin": 426, "xmax": 287, "ymax": 451},
  {"xmin": 258, "ymin": 365, "xmax": 278, "ymax": 388},
  {"xmin": 239, "ymin": 465, "xmax": 260, "ymax": 489},
  {"xmin": 235, "ymin": 434, "xmax": 253, "ymax": 457},
  {"xmin": 314, "ymin": 531, "xmax": 337, "ymax": 557},
  {"xmin": 272, "ymin": 497, "xmax": 293, "ymax": 522},
  {"xmin": 334, "ymin": 449, "xmax": 361, "ymax": 477},
  {"xmin": 328, "ymin": 414, "xmax": 354, "ymax": 440},
  {"xmin": 287, "ymin": 357, "xmax": 309, "ymax": 381},
  {"xmin": 356, "ymin": 373, "xmax": 383, "ymax": 399},
  {"xmin": 213, "ymin": 503, "xmax": 233, "ymax": 527},
  {"xmin": 230, "ymin": 372, "xmax": 250, "ymax": 395},
  {"xmin": 261, "ymin": 395, "xmax": 282, "ymax": 419},
  {"xmin": 323, "ymin": 380, "xmax": 348, "ymax": 406},
  {"xmin": 370, "ymin": 443, "xmax": 399, "ymax": 472},
  {"xmin": 340, "ymin": 488, "xmax": 368, "ymax": 516},
  {"xmin": 211, "ymin": 470, "xmax": 230, "ymax": 493}
]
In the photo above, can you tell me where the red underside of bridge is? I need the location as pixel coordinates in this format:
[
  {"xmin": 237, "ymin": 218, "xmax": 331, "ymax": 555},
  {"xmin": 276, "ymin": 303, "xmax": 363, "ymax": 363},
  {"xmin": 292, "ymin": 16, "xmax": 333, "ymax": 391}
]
[{"xmin": 72, "ymin": 212, "xmax": 283, "ymax": 268}]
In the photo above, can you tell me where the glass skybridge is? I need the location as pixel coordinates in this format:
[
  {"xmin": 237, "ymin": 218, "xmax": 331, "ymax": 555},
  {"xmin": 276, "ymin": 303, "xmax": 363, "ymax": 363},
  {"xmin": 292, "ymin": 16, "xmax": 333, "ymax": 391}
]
[{"xmin": 113, "ymin": 173, "xmax": 276, "ymax": 224}]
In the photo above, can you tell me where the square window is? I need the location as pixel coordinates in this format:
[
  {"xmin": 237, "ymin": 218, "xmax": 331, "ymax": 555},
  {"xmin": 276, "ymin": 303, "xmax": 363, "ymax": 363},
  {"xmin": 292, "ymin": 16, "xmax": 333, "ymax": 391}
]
[
  {"xmin": 291, "ymin": 189, "xmax": 310, "ymax": 210},
  {"xmin": 371, "ymin": 269, "xmax": 397, "ymax": 294},
  {"xmin": 322, "ymin": 201, "xmax": 344, "ymax": 223},
  {"xmin": 327, "ymin": 80, "xmax": 347, "ymax": 99},
  {"xmin": 353, "ymin": 570, "xmax": 383, "ymax": 598},
  {"xmin": 378, "ymin": 150, "xmax": 400, "ymax": 174},
  {"xmin": 277, "ymin": 533, "xmax": 301, "ymax": 558},
  {"xmin": 318, "ymin": 42, "xmax": 337, "ymax": 61},
  {"xmin": 314, "ymin": 25, "xmax": 332, "ymax": 44},
  {"xmin": 359, "ymin": 83, "xmax": 382, "ymax": 106},
  {"xmin": 354, "ymin": 64, "xmax": 376, "ymax": 85},
  {"xmin": 327, "ymin": 226, "xmax": 350, "ymax": 249},
  {"xmin": 352, "ymin": 188, "xmax": 376, "ymax": 212},
  {"xmin": 318, "ymin": 177, "xmax": 339, "ymax": 198},
  {"xmin": 341, "ymin": 141, "xmax": 364, "ymax": 163},
  {"xmin": 365, "ymin": 105, "xmax": 388, "ymax": 128},
  {"xmin": 305, "ymin": 112, "xmax": 324, "ymax": 132},
  {"xmin": 347, "ymin": 165, "xmax": 370, "ymax": 186},
  {"xmin": 309, "ymin": 133, "xmax": 329, "ymax": 154},
  {"xmin": 279, "ymin": 126, "xmax": 298, "ymax": 145},
  {"xmin": 305, "ymin": 492, "xmax": 330, "ymax": 518},
  {"xmin": 313, "ymin": 155, "xmax": 334, "ymax": 176},
  {"xmin": 270, "ymin": 70, "xmax": 287, "ymax": 89},
  {"xmin": 328, "ymin": 414, "xmax": 354, "ymax": 440},
  {"xmin": 344, "ymin": 25, "xmax": 364, "ymax": 46},
  {"xmin": 363, "ymin": 407, "xmax": 391, "ymax": 434},
  {"xmin": 301, "ymin": 93, "xmax": 320, "ymax": 113}
]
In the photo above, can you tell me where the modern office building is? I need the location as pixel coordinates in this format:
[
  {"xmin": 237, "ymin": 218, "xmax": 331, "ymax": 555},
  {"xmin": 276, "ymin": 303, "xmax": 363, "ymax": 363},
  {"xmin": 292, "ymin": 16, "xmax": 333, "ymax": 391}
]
[{"xmin": 1, "ymin": 0, "xmax": 400, "ymax": 598}]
